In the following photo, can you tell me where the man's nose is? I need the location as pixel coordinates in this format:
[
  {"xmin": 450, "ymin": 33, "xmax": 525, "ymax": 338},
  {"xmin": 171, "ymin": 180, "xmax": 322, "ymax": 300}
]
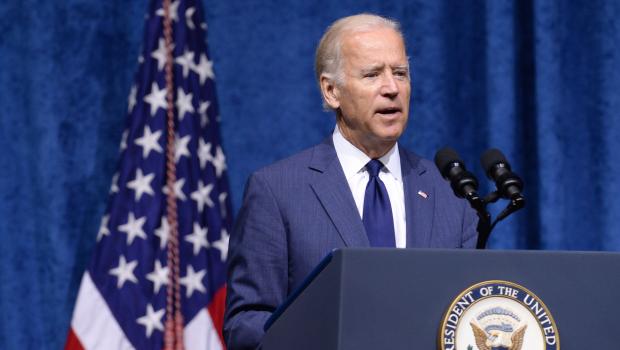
[{"xmin": 380, "ymin": 73, "xmax": 399, "ymax": 97}]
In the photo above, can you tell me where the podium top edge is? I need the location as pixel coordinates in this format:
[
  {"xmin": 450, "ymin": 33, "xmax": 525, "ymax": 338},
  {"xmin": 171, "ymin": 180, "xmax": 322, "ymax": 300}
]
[{"xmin": 332, "ymin": 247, "xmax": 620, "ymax": 257}]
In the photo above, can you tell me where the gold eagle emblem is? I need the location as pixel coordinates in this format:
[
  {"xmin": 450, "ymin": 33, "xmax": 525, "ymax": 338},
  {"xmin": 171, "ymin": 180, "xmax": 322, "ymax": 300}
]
[{"xmin": 470, "ymin": 321, "xmax": 527, "ymax": 350}]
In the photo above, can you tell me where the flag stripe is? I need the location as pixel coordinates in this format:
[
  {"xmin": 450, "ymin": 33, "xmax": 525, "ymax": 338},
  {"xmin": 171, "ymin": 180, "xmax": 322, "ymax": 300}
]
[
  {"xmin": 184, "ymin": 307, "xmax": 224, "ymax": 350},
  {"xmin": 70, "ymin": 273, "xmax": 135, "ymax": 350},
  {"xmin": 64, "ymin": 328, "xmax": 85, "ymax": 350},
  {"xmin": 207, "ymin": 286, "xmax": 226, "ymax": 346}
]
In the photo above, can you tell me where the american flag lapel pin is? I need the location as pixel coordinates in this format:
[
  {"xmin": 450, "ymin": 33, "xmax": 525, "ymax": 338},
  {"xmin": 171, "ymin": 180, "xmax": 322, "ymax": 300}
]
[{"xmin": 417, "ymin": 190, "xmax": 428, "ymax": 199}]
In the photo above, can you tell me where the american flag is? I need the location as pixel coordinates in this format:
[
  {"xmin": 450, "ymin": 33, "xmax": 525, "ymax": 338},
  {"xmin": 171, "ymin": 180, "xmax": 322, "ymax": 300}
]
[{"xmin": 65, "ymin": 0, "xmax": 230, "ymax": 348}]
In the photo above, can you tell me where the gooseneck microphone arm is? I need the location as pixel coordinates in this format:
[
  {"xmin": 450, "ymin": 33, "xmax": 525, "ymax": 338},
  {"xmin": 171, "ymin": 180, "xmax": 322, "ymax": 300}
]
[{"xmin": 434, "ymin": 147, "xmax": 526, "ymax": 249}]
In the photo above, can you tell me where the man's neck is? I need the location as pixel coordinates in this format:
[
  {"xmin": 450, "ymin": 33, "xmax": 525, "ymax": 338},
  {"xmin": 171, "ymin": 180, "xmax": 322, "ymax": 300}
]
[{"xmin": 336, "ymin": 123, "xmax": 396, "ymax": 159}]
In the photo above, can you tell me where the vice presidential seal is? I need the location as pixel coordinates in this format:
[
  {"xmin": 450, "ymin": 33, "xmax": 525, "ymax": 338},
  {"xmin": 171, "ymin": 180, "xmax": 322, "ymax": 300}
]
[{"xmin": 439, "ymin": 280, "xmax": 559, "ymax": 350}]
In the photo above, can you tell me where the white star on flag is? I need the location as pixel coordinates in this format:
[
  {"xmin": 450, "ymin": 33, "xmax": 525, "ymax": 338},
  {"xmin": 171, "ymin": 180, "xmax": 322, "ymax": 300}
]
[
  {"xmin": 175, "ymin": 134, "xmax": 191, "ymax": 162},
  {"xmin": 126, "ymin": 169, "xmax": 155, "ymax": 201},
  {"xmin": 136, "ymin": 304, "xmax": 165, "ymax": 338},
  {"xmin": 143, "ymin": 82, "xmax": 167, "ymax": 117},
  {"xmin": 197, "ymin": 138, "xmax": 213, "ymax": 169},
  {"xmin": 150, "ymin": 38, "xmax": 173, "ymax": 72},
  {"xmin": 213, "ymin": 228, "xmax": 230, "ymax": 262},
  {"xmin": 162, "ymin": 177, "xmax": 187, "ymax": 201},
  {"xmin": 185, "ymin": 7, "xmax": 196, "ymax": 30},
  {"xmin": 218, "ymin": 192, "xmax": 228, "ymax": 218},
  {"xmin": 97, "ymin": 215, "xmax": 110, "ymax": 242},
  {"xmin": 120, "ymin": 130, "xmax": 128, "ymax": 151},
  {"xmin": 118, "ymin": 212, "xmax": 147, "ymax": 245},
  {"xmin": 212, "ymin": 146, "xmax": 227, "ymax": 177},
  {"xmin": 110, "ymin": 173, "xmax": 119, "ymax": 194},
  {"xmin": 175, "ymin": 49, "xmax": 195, "ymax": 78},
  {"xmin": 146, "ymin": 260, "xmax": 169, "ymax": 294},
  {"xmin": 176, "ymin": 88, "xmax": 195, "ymax": 120},
  {"xmin": 185, "ymin": 222, "xmax": 209, "ymax": 255},
  {"xmin": 134, "ymin": 125, "xmax": 163, "ymax": 159},
  {"xmin": 198, "ymin": 100, "xmax": 210, "ymax": 127},
  {"xmin": 180, "ymin": 265, "xmax": 207, "ymax": 298},
  {"xmin": 192, "ymin": 53, "xmax": 214, "ymax": 84},
  {"xmin": 191, "ymin": 180, "xmax": 214, "ymax": 213},
  {"xmin": 109, "ymin": 255, "xmax": 139, "ymax": 289},
  {"xmin": 154, "ymin": 217, "xmax": 170, "ymax": 250},
  {"xmin": 155, "ymin": 0, "xmax": 180, "ymax": 22},
  {"xmin": 127, "ymin": 85, "xmax": 137, "ymax": 113}
]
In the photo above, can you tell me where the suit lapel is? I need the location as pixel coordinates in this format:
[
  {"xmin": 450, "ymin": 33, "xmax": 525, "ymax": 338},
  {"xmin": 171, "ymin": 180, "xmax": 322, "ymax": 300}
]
[
  {"xmin": 401, "ymin": 148, "xmax": 435, "ymax": 247},
  {"xmin": 308, "ymin": 139, "xmax": 369, "ymax": 247}
]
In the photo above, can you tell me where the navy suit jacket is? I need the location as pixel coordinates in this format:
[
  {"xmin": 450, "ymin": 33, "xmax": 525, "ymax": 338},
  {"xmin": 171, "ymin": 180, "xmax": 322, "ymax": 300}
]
[{"xmin": 224, "ymin": 138, "xmax": 478, "ymax": 349}]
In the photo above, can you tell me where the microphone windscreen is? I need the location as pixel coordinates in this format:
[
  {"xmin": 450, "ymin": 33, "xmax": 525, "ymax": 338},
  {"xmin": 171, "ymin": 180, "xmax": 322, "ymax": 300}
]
[
  {"xmin": 480, "ymin": 148, "xmax": 508, "ymax": 172},
  {"xmin": 434, "ymin": 147, "xmax": 461, "ymax": 176}
]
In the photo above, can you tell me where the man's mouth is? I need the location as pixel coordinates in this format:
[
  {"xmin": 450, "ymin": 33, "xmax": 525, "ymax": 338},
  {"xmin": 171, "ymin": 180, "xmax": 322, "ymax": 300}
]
[{"xmin": 375, "ymin": 107, "xmax": 402, "ymax": 116}]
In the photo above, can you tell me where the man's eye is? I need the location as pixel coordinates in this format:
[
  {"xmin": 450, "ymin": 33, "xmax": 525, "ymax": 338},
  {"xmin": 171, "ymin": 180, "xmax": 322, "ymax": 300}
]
[
  {"xmin": 364, "ymin": 72, "xmax": 379, "ymax": 78},
  {"xmin": 394, "ymin": 70, "xmax": 408, "ymax": 77}
]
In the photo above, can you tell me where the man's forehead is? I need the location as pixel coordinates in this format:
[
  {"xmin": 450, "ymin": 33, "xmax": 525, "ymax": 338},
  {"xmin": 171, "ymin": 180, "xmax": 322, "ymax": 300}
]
[
  {"xmin": 341, "ymin": 28, "xmax": 407, "ymax": 65},
  {"xmin": 342, "ymin": 27, "xmax": 404, "ymax": 46}
]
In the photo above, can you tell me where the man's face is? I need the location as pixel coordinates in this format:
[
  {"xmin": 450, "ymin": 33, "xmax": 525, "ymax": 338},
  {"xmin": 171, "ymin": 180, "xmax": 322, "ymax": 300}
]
[{"xmin": 329, "ymin": 27, "xmax": 411, "ymax": 156}]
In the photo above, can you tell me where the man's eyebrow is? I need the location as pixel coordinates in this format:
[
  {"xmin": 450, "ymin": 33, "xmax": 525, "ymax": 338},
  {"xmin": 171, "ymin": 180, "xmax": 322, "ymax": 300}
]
[{"xmin": 360, "ymin": 64, "xmax": 385, "ymax": 73}]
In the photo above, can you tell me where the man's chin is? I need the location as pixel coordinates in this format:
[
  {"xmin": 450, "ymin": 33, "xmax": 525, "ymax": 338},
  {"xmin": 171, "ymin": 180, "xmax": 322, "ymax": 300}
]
[
  {"xmin": 376, "ymin": 128, "xmax": 406, "ymax": 143},
  {"xmin": 378, "ymin": 119, "xmax": 407, "ymax": 137}
]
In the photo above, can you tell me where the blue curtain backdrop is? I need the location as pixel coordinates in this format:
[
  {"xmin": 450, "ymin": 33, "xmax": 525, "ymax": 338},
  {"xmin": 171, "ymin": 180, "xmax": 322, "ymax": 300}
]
[{"xmin": 1, "ymin": 0, "xmax": 619, "ymax": 348}]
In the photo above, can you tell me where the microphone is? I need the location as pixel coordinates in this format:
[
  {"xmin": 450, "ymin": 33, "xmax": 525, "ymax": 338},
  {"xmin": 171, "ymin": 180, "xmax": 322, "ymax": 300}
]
[
  {"xmin": 480, "ymin": 149, "xmax": 524, "ymax": 201},
  {"xmin": 434, "ymin": 148, "xmax": 484, "ymax": 212}
]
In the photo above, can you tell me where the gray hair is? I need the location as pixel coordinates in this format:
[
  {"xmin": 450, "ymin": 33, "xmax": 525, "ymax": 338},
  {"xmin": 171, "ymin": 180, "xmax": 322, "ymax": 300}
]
[{"xmin": 314, "ymin": 14, "xmax": 404, "ymax": 109}]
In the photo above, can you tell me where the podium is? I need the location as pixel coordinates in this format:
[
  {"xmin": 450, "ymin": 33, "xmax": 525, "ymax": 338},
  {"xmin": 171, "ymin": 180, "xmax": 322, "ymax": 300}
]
[{"xmin": 262, "ymin": 248, "xmax": 620, "ymax": 349}]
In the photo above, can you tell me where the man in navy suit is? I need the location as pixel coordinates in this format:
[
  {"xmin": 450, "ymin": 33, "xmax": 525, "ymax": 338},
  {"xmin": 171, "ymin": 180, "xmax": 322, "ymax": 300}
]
[{"xmin": 224, "ymin": 13, "xmax": 478, "ymax": 349}]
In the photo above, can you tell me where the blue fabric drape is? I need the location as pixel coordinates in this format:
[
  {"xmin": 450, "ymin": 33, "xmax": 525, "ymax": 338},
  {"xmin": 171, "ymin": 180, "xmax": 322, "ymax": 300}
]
[{"xmin": 1, "ymin": 1, "xmax": 619, "ymax": 348}]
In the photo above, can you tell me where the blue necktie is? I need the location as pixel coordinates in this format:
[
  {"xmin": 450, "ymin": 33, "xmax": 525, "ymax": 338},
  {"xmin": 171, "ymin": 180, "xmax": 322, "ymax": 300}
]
[{"xmin": 363, "ymin": 159, "xmax": 396, "ymax": 247}]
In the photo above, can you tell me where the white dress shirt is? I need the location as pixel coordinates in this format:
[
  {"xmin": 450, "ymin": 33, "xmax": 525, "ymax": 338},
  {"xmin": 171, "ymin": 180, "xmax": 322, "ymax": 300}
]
[{"xmin": 332, "ymin": 126, "xmax": 407, "ymax": 248}]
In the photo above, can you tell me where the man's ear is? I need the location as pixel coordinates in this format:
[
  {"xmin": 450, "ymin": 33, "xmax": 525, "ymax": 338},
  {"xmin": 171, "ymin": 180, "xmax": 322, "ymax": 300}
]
[{"xmin": 320, "ymin": 74, "xmax": 340, "ymax": 109}]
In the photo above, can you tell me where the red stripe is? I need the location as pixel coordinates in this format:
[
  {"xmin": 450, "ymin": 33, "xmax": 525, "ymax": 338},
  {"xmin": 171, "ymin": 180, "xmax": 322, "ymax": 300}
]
[
  {"xmin": 207, "ymin": 285, "xmax": 227, "ymax": 348},
  {"xmin": 64, "ymin": 328, "xmax": 85, "ymax": 350}
]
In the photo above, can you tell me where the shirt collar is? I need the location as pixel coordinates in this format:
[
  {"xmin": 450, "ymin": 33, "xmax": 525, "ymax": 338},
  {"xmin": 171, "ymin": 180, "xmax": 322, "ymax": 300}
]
[{"xmin": 332, "ymin": 125, "xmax": 402, "ymax": 181}]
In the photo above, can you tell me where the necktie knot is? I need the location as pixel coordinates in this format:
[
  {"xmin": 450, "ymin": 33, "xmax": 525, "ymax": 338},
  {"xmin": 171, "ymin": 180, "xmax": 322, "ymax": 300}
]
[{"xmin": 366, "ymin": 159, "xmax": 383, "ymax": 178}]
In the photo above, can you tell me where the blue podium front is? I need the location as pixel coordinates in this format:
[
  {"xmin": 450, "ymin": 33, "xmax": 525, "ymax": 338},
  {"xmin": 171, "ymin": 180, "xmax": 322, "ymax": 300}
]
[{"xmin": 262, "ymin": 248, "xmax": 620, "ymax": 349}]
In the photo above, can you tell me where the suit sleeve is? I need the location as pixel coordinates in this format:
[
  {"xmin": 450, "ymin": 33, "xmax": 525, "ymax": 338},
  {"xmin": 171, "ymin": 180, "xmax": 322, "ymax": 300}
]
[
  {"xmin": 224, "ymin": 171, "xmax": 288, "ymax": 350},
  {"xmin": 460, "ymin": 201, "xmax": 479, "ymax": 248}
]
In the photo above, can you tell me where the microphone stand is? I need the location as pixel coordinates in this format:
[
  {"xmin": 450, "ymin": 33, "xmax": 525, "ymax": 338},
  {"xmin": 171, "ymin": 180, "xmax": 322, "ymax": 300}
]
[
  {"xmin": 475, "ymin": 211, "xmax": 492, "ymax": 249},
  {"xmin": 468, "ymin": 192, "xmax": 525, "ymax": 249}
]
